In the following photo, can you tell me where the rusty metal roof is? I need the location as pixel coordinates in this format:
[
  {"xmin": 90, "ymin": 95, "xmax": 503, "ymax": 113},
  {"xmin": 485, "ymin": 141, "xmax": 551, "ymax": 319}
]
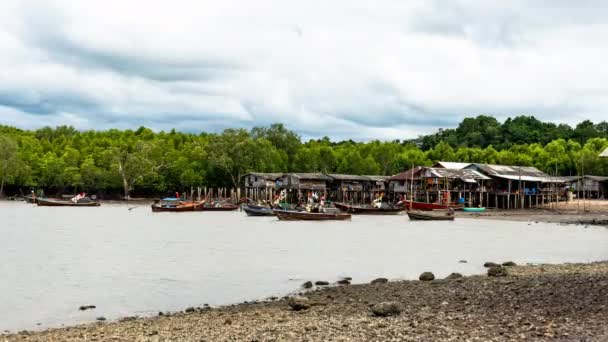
[
  {"xmin": 328, "ymin": 174, "xmax": 373, "ymax": 181},
  {"xmin": 287, "ymin": 173, "xmax": 333, "ymax": 181},
  {"xmin": 468, "ymin": 163, "xmax": 549, "ymax": 181},
  {"xmin": 389, "ymin": 166, "xmax": 424, "ymax": 181},
  {"xmin": 243, "ymin": 173, "xmax": 283, "ymax": 180},
  {"xmin": 422, "ymin": 167, "xmax": 491, "ymax": 180}
]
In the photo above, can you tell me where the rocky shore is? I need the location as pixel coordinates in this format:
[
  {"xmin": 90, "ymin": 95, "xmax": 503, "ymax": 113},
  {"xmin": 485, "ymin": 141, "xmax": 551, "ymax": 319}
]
[{"xmin": 4, "ymin": 262, "xmax": 607, "ymax": 341}]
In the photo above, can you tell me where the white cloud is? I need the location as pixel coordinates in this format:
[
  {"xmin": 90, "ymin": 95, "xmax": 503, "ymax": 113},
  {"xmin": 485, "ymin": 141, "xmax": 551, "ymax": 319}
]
[{"xmin": 0, "ymin": 0, "xmax": 607, "ymax": 140}]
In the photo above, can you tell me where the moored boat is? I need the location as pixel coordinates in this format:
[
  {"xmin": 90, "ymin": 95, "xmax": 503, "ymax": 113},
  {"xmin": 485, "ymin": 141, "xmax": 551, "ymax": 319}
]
[
  {"xmin": 401, "ymin": 200, "xmax": 461, "ymax": 211},
  {"xmin": 407, "ymin": 210, "xmax": 454, "ymax": 221},
  {"xmin": 334, "ymin": 202, "xmax": 404, "ymax": 215},
  {"xmin": 242, "ymin": 204, "xmax": 275, "ymax": 216},
  {"xmin": 151, "ymin": 199, "xmax": 197, "ymax": 212},
  {"xmin": 36, "ymin": 198, "xmax": 100, "ymax": 207},
  {"xmin": 195, "ymin": 202, "xmax": 239, "ymax": 211},
  {"xmin": 24, "ymin": 196, "xmax": 38, "ymax": 204},
  {"xmin": 463, "ymin": 207, "xmax": 486, "ymax": 212},
  {"xmin": 274, "ymin": 209, "xmax": 351, "ymax": 221}
]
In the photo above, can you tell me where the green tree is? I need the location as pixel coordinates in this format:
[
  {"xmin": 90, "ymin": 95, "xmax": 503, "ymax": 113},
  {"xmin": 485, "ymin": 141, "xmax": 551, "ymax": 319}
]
[{"xmin": 0, "ymin": 134, "xmax": 18, "ymax": 196}]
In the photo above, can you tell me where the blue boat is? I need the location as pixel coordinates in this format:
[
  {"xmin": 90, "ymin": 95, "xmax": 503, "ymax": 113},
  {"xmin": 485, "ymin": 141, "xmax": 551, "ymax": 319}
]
[{"xmin": 463, "ymin": 207, "xmax": 486, "ymax": 212}]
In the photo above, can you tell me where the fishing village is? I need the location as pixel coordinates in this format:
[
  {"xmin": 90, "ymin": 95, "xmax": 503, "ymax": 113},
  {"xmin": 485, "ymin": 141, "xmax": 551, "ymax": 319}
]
[
  {"xmin": 2, "ymin": 150, "xmax": 608, "ymax": 341},
  {"xmin": 21, "ymin": 158, "xmax": 608, "ymax": 222},
  {"xmin": 4, "ymin": 0, "xmax": 608, "ymax": 340}
]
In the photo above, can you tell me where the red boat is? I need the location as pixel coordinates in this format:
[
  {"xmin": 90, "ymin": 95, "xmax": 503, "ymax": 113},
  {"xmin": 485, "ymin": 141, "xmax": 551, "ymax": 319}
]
[{"xmin": 401, "ymin": 200, "xmax": 460, "ymax": 211}]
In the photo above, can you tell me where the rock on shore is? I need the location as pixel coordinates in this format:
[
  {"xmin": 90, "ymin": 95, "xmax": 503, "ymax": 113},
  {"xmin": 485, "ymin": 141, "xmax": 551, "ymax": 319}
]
[{"xmin": 3, "ymin": 262, "xmax": 608, "ymax": 341}]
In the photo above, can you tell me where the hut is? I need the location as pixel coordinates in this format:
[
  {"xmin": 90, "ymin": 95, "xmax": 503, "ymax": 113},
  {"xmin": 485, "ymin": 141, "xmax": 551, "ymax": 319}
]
[
  {"xmin": 365, "ymin": 175, "xmax": 390, "ymax": 193},
  {"xmin": 464, "ymin": 163, "xmax": 561, "ymax": 209},
  {"xmin": 276, "ymin": 173, "xmax": 332, "ymax": 203},
  {"xmin": 327, "ymin": 174, "xmax": 370, "ymax": 203},
  {"xmin": 327, "ymin": 174, "xmax": 390, "ymax": 203},
  {"xmin": 568, "ymin": 175, "xmax": 608, "ymax": 199},
  {"xmin": 388, "ymin": 166, "xmax": 423, "ymax": 199},
  {"xmin": 417, "ymin": 167, "xmax": 491, "ymax": 206},
  {"xmin": 242, "ymin": 173, "xmax": 282, "ymax": 202},
  {"xmin": 600, "ymin": 147, "xmax": 608, "ymax": 158}
]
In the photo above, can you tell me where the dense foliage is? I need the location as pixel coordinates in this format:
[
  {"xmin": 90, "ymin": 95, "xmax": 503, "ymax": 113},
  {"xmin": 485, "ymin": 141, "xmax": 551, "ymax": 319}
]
[{"xmin": 1, "ymin": 116, "xmax": 607, "ymax": 198}]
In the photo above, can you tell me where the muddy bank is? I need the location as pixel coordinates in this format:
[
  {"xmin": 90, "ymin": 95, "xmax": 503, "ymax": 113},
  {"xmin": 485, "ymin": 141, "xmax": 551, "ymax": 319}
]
[
  {"xmin": 4, "ymin": 262, "xmax": 607, "ymax": 341},
  {"xmin": 458, "ymin": 208, "xmax": 608, "ymax": 226}
]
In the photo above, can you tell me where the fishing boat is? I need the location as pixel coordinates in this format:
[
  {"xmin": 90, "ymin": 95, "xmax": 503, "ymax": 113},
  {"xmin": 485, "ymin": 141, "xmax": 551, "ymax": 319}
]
[
  {"xmin": 274, "ymin": 209, "xmax": 351, "ymax": 221},
  {"xmin": 463, "ymin": 207, "xmax": 486, "ymax": 212},
  {"xmin": 151, "ymin": 198, "xmax": 197, "ymax": 212},
  {"xmin": 407, "ymin": 210, "xmax": 454, "ymax": 221},
  {"xmin": 333, "ymin": 202, "xmax": 404, "ymax": 215},
  {"xmin": 195, "ymin": 202, "xmax": 239, "ymax": 211},
  {"xmin": 24, "ymin": 196, "xmax": 38, "ymax": 203},
  {"xmin": 401, "ymin": 200, "xmax": 461, "ymax": 211},
  {"xmin": 242, "ymin": 204, "xmax": 275, "ymax": 216},
  {"xmin": 36, "ymin": 198, "xmax": 100, "ymax": 207}
]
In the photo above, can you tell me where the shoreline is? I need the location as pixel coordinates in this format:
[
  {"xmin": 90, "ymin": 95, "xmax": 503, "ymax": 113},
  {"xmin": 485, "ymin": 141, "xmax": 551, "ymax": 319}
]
[
  {"xmin": 4, "ymin": 261, "xmax": 608, "ymax": 341},
  {"xmin": 456, "ymin": 207, "xmax": 608, "ymax": 226}
]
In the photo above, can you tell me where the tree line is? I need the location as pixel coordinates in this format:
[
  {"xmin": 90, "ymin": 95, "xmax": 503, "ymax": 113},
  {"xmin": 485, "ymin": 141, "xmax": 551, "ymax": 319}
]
[{"xmin": 1, "ymin": 116, "xmax": 607, "ymax": 198}]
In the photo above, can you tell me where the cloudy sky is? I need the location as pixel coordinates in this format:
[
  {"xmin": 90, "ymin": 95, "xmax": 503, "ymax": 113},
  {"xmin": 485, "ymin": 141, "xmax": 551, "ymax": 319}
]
[{"xmin": 1, "ymin": 1, "xmax": 607, "ymax": 140}]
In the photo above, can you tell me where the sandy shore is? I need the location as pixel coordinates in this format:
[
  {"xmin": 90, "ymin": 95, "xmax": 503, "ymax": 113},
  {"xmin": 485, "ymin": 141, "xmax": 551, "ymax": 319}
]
[{"xmin": 4, "ymin": 262, "xmax": 607, "ymax": 341}]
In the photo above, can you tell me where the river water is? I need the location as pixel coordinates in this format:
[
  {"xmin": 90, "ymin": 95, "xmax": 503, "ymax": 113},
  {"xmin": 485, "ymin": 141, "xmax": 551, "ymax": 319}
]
[{"xmin": 1, "ymin": 201, "xmax": 607, "ymax": 331}]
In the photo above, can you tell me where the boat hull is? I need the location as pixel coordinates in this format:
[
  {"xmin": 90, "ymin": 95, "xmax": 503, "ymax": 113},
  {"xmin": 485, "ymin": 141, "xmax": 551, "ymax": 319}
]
[
  {"xmin": 151, "ymin": 204, "xmax": 195, "ymax": 212},
  {"xmin": 243, "ymin": 205, "xmax": 274, "ymax": 216},
  {"xmin": 402, "ymin": 200, "xmax": 460, "ymax": 211},
  {"xmin": 463, "ymin": 207, "xmax": 486, "ymax": 212},
  {"xmin": 334, "ymin": 202, "xmax": 404, "ymax": 215},
  {"xmin": 195, "ymin": 204, "xmax": 239, "ymax": 211},
  {"xmin": 36, "ymin": 199, "xmax": 100, "ymax": 207},
  {"xmin": 274, "ymin": 210, "xmax": 351, "ymax": 221},
  {"xmin": 407, "ymin": 211, "xmax": 454, "ymax": 221}
]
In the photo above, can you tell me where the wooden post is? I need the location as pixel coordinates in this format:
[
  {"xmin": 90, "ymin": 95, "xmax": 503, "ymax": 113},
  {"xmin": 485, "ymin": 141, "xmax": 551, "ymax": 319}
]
[{"xmin": 507, "ymin": 180, "xmax": 511, "ymax": 210}]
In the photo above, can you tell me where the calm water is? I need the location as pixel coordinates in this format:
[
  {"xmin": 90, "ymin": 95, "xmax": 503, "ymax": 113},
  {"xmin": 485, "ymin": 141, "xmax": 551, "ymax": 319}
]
[{"xmin": 1, "ymin": 201, "xmax": 607, "ymax": 331}]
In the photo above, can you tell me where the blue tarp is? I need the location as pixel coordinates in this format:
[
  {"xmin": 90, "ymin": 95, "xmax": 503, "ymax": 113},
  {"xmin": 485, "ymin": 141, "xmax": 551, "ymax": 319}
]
[{"xmin": 161, "ymin": 197, "xmax": 180, "ymax": 201}]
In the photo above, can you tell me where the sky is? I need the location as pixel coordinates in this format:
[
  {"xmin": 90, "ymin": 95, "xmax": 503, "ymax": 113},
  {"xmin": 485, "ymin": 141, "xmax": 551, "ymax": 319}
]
[{"xmin": 1, "ymin": 0, "xmax": 607, "ymax": 140}]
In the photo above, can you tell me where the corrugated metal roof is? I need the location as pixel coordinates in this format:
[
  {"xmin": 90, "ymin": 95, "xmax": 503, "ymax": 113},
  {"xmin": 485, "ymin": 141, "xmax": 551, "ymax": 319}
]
[
  {"xmin": 468, "ymin": 163, "xmax": 549, "ymax": 181},
  {"xmin": 389, "ymin": 166, "xmax": 423, "ymax": 181},
  {"xmin": 585, "ymin": 175, "xmax": 608, "ymax": 182},
  {"xmin": 423, "ymin": 167, "xmax": 491, "ymax": 180},
  {"xmin": 328, "ymin": 174, "xmax": 372, "ymax": 181},
  {"xmin": 243, "ymin": 172, "xmax": 283, "ymax": 180},
  {"xmin": 288, "ymin": 173, "xmax": 333, "ymax": 181},
  {"xmin": 365, "ymin": 175, "xmax": 390, "ymax": 182},
  {"xmin": 434, "ymin": 162, "xmax": 472, "ymax": 169}
]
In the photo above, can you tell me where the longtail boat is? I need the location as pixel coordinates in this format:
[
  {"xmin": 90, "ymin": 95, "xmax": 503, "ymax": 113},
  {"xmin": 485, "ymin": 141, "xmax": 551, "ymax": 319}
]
[
  {"xmin": 195, "ymin": 203, "xmax": 239, "ymax": 211},
  {"xmin": 151, "ymin": 200, "xmax": 197, "ymax": 212},
  {"xmin": 242, "ymin": 204, "xmax": 275, "ymax": 216},
  {"xmin": 333, "ymin": 202, "xmax": 404, "ymax": 215},
  {"xmin": 274, "ymin": 209, "xmax": 351, "ymax": 221},
  {"xmin": 407, "ymin": 210, "xmax": 454, "ymax": 221},
  {"xmin": 401, "ymin": 200, "xmax": 461, "ymax": 211},
  {"xmin": 36, "ymin": 198, "xmax": 100, "ymax": 207},
  {"xmin": 24, "ymin": 196, "xmax": 38, "ymax": 204}
]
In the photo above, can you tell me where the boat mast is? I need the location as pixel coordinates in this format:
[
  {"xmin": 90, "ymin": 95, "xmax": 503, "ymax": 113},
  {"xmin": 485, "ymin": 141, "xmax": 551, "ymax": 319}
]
[{"xmin": 409, "ymin": 164, "xmax": 414, "ymax": 210}]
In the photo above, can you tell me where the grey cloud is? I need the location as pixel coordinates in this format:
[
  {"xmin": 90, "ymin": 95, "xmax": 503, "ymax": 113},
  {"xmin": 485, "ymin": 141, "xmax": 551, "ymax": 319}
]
[{"xmin": 18, "ymin": 4, "xmax": 241, "ymax": 83}]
